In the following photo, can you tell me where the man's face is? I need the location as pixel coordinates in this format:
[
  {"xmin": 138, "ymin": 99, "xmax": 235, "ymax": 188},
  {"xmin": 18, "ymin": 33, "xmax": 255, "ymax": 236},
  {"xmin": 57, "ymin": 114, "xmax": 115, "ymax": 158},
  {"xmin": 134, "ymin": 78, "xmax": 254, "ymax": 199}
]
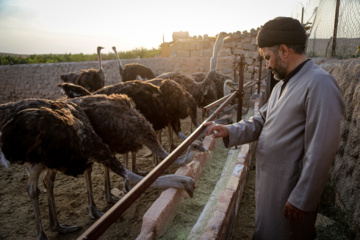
[{"xmin": 262, "ymin": 47, "xmax": 287, "ymax": 80}]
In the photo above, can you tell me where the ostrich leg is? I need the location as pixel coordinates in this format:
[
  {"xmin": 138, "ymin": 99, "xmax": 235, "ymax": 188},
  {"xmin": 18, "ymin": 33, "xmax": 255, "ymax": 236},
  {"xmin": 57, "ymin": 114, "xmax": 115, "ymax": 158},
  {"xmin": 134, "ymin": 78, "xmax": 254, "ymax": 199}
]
[
  {"xmin": 167, "ymin": 123, "xmax": 176, "ymax": 152},
  {"xmin": 131, "ymin": 151, "xmax": 148, "ymax": 175},
  {"xmin": 103, "ymin": 166, "xmax": 119, "ymax": 203},
  {"xmin": 43, "ymin": 169, "xmax": 80, "ymax": 233},
  {"xmin": 83, "ymin": 167, "xmax": 103, "ymax": 218},
  {"xmin": 26, "ymin": 163, "xmax": 47, "ymax": 240}
]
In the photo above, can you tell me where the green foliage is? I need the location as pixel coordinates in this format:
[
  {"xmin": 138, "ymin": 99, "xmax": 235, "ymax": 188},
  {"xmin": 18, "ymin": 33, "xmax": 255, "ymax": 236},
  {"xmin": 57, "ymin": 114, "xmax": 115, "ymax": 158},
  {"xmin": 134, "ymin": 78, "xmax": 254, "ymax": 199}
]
[{"xmin": 0, "ymin": 47, "xmax": 161, "ymax": 65}]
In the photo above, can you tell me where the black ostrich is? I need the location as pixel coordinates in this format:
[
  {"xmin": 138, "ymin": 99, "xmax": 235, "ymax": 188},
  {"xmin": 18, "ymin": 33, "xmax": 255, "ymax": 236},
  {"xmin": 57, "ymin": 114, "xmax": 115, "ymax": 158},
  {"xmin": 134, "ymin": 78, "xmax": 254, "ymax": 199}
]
[
  {"xmin": 0, "ymin": 97, "xmax": 199, "ymax": 240},
  {"xmin": 157, "ymin": 32, "xmax": 230, "ymax": 107},
  {"xmin": 56, "ymin": 86, "xmax": 207, "ymax": 197},
  {"xmin": 67, "ymin": 94, "xmax": 207, "ymax": 201},
  {"xmin": 58, "ymin": 80, "xmax": 192, "ymax": 150},
  {"xmin": 147, "ymin": 78, "xmax": 200, "ymax": 152},
  {"xmin": 60, "ymin": 46, "xmax": 105, "ymax": 92},
  {"xmin": 147, "ymin": 78, "xmax": 199, "ymax": 129},
  {"xmin": 112, "ymin": 46, "xmax": 155, "ymax": 82}
]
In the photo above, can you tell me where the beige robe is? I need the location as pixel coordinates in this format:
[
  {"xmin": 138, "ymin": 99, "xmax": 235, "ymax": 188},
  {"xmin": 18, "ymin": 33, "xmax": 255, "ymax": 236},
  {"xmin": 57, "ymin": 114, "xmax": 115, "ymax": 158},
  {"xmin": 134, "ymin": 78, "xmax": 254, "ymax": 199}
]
[{"xmin": 224, "ymin": 60, "xmax": 345, "ymax": 240}]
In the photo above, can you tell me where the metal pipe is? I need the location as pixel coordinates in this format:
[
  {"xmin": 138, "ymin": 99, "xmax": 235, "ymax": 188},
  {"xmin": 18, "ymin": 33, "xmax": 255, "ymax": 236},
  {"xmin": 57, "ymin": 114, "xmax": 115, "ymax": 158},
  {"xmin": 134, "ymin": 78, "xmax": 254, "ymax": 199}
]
[
  {"xmin": 203, "ymin": 79, "xmax": 255, "ymax": 114},
  {"xmin": 203, "ymin": 93, "xmax": 236, "ymax": 112},
  {"xmin": 203, "ymin": 91, "xmax": 238, "ymax": 123},
  {"xmin": 237, "ymin": 55, "xmax": 245, "ymax": 122},
  {"xmin": 257, "ymin": 57, "xmax": 263, "ymax": 94}
]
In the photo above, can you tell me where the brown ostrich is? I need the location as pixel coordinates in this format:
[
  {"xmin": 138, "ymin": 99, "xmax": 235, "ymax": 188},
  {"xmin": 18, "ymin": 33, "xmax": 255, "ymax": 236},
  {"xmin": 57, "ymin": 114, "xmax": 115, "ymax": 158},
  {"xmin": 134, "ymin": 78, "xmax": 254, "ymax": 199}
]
[
  {"xmin": 58, "ymin": 80, "xmax": 193, "ymax": 151},
  {"xmin": 60, "ymin": 46, "xmax": 105, "ymax": 92},
  {"xmin": 67, "ymin": 94, "xmax": 207, "ymax": 197},
  {"xmin": 147, "ymin": 78, "xmax": 200, "ymax": 153},
  {"xmin": 112, "ymin": 46, "xmax": 155, "ymax": 82},
  {"xmin": 56, "ymin": 86, "xmax": 207, "ymax": 197},
  {"xmin": 57, "ymin": 81, "xmax": 201, "ymax": 171},
  {"xmin": 0, "ymin": 97, "xmax": 197, "ymax": 240},
  {"xmin": 157, "ymin": 32, "xmax": 231, "ymax": 107}
]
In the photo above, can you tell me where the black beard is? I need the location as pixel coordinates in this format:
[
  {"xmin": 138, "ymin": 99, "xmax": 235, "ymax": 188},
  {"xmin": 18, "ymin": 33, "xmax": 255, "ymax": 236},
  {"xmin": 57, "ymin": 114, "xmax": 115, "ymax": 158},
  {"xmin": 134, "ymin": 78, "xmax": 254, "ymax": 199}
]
[{"xmin": 270, "ymin": 68, "xmax": 286, "ymax": 81}]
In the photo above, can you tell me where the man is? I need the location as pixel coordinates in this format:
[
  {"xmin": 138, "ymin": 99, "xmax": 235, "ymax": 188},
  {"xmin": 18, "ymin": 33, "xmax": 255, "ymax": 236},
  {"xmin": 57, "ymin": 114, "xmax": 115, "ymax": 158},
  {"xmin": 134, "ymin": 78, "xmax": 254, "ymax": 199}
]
[{"xmin": 204, "ymin": 17, "xmax": 345, "ymax": 240}]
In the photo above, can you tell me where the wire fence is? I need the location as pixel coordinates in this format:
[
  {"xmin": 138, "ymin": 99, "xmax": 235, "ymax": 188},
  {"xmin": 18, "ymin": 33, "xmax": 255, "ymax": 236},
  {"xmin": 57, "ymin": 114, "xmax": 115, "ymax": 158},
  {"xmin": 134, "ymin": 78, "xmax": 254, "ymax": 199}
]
[{"xmin": 292, "ymin": 0, "xmax": 360, "ymax": 59}]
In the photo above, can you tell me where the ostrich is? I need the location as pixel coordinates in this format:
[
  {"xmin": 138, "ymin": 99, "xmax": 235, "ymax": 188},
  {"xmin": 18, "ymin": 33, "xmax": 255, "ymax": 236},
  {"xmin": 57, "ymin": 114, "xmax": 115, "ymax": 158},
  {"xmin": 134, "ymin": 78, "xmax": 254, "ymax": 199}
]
[
  {"xmin": 0, "ymin": 98, "xmax": 198, "ymax": 240},
  {"xmin": 57, "ymin": 81, "xmax": 199, "ymax": 171},
  {"xmin": 56, "ymin": 87, "xmax": 207, "ymax": 199},
  {"xmin": 192, "ymin": 72, "xmax": 237, "ymax": 99},
  {"xmin": 67, "ymin": 94, "xmax": 207, "ymax": 199},
  {"xmin": 112, "ymin": 46, "xmax": 155, "ymax": 81},
  {"xmin": 147, "ymin": 78, "xmax": 200, "ymax": 153},
  {"xmin": 147, "ymin": 78, "xmax": 199, "ymax": 129},
  {"xmin": 157, "ymin": 32, "xmax": 231, "ymax": 107},
  {"xmin": 192, "ymin": 72, "xmax": 207, "ymax": 83},
  {"xmin": 60, "ymin": 46, "xmax": 105, "ymax": 92},
  {"xmin": 58, "ymin": 80, "xmax": 193, "ymax": 153}
]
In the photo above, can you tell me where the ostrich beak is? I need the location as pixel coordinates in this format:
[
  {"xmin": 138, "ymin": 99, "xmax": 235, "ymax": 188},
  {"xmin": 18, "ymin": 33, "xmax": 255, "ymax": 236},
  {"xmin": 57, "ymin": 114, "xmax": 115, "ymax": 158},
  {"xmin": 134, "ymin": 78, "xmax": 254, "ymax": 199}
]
[{"xmin": 199, "ymin": 146, "xmax": 209, "ymax": 153}]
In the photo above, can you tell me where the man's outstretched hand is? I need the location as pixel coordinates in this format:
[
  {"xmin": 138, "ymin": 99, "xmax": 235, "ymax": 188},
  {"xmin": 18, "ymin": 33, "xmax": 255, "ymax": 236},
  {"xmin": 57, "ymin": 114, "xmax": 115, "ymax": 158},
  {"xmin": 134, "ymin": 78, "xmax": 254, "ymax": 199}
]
[{"xmin": 203, "ymin": 121, "xmax": 229, "ymax": 138}]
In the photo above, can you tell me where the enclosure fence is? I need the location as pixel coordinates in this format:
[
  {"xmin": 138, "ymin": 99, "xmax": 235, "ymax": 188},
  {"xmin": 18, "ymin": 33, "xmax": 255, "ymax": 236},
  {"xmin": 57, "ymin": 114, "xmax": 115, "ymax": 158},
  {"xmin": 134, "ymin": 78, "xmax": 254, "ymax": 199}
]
[{"xmin": 292, "ymin": 0, "xmax": 360, "ymax": 59}]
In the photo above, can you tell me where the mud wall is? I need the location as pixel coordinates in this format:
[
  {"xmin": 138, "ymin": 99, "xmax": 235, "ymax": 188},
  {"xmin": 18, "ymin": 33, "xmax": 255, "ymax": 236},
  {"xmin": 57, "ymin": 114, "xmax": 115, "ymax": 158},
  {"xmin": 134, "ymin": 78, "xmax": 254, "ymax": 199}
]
[{"xmin": 315, "ymin": 58, "xmax": 360, "ymax": 233}]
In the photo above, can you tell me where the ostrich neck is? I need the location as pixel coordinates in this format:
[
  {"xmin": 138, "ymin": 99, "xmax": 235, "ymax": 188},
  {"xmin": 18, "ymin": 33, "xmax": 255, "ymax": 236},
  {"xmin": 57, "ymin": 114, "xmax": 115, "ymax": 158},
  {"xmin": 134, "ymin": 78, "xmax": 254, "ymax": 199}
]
[
  {"xmin": 172, "ymin": 148, "xmax": 197, "ymax": 165},
  {"xmin": 124, "ymin": 168, "xmax": 193, "ymax": 191},
  {"xmin": 142, "ymin": 137, "xmax": 169, "ymax": 160},
  {"xmin": 210, "ymin": 56, "xmax": 217, "ymax": 72},
  {"xmin": 97, "ymin": 48, "xmax": 102, "ymax": 70},
  {"xmin": 113, "ymin": 48, "xmax": 124, "ymax": 77},
  {"xmin": 143, "ymin": 135, "xmax": 197, "ymax": 166}
]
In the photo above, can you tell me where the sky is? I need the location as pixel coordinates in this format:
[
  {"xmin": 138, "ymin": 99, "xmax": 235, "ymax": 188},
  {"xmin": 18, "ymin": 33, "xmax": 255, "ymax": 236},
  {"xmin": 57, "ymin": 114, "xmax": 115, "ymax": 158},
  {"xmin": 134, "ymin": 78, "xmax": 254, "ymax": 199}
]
[{"xmin": 0, "ymin": 0, "xmax": 307, "ymax": 55}]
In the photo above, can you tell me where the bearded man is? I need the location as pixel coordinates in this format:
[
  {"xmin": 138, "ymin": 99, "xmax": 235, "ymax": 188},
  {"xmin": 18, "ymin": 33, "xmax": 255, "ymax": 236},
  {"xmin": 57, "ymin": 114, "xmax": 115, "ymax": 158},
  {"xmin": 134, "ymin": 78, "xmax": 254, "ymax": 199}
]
[{"xmin": 204, "ymin": 17, "xmax": 345, "ymax": 240}]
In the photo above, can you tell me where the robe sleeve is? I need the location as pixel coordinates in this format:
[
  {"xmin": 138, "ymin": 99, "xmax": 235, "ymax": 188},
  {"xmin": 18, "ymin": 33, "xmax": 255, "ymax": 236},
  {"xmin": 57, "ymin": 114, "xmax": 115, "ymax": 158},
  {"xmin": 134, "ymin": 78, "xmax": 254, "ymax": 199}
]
[
  {"xmin": 288, "ymin": 75, "xmax": 345, "ymax": 211},
  {"xmin": 223, "ymin": 103, "xmax": 267, "ymax": 148}
]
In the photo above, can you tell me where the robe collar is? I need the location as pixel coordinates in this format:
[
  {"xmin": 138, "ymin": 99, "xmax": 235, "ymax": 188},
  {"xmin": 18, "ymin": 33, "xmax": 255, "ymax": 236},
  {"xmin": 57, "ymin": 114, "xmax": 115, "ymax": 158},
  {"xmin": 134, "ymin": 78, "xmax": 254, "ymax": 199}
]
[
  {"xmin": 279, "ymin": 59, "xmax": 311, "ymax": 97},
  {"xmin": 283, "ymin": 59, "xmax": 311, "ymax": 83}
]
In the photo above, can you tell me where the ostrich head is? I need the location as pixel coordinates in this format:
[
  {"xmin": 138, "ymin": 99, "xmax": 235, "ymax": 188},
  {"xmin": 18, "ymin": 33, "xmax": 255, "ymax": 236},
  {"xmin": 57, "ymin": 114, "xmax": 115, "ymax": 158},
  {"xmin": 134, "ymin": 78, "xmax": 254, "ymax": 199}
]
[
  {"xmin": 223, "ymin": 79, "xmax": 238, "ymax": 96},
  {"xmin": 57, "ymin": 82, "xmax": 92, "ymax": 98}
]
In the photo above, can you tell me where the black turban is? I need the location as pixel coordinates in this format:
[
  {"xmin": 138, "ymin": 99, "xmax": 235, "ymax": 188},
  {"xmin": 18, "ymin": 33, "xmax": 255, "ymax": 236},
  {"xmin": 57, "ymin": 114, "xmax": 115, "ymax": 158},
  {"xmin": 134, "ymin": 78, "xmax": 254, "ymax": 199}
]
[{"xmin": 256, "ymin": 17, "xmax": 307, "ymax": 48}]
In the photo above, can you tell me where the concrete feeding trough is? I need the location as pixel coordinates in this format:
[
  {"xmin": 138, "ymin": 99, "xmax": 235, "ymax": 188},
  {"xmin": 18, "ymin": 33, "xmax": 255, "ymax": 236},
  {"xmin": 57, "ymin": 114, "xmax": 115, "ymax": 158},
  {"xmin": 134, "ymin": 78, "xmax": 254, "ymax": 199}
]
[{"xmin": 137, "ymin": 99, "xmax": 260, "ymax": 239}]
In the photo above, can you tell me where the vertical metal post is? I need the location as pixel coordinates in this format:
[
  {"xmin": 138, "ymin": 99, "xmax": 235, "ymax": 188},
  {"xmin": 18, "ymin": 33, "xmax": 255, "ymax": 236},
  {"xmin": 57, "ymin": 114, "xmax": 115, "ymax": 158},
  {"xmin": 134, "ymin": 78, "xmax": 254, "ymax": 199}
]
[
  {"xmin": 233, "ymin": 55, "xmax": 238, "ymax": 83},
  {"xmin": 301, "ymin": 6, "xmax": 304, "ymax": 24},
  {"xmin": 257, "ymin": 57, "xmax": 263, "ymax": 94},
  {"xmin": 331, "ymin": 0, "xmax": 340, "ymax": 58},
  {"xmin": 237, "ymin": 55, "xmax": 245, "ymax": 122}
]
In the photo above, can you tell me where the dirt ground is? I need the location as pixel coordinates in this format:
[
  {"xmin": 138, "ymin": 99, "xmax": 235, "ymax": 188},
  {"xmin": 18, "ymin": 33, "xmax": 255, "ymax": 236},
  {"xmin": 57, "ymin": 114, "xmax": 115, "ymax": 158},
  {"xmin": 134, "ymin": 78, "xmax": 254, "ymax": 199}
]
[{"xmin": 0, "ymin": 115, "xmax": 257, "ymax": 240}]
